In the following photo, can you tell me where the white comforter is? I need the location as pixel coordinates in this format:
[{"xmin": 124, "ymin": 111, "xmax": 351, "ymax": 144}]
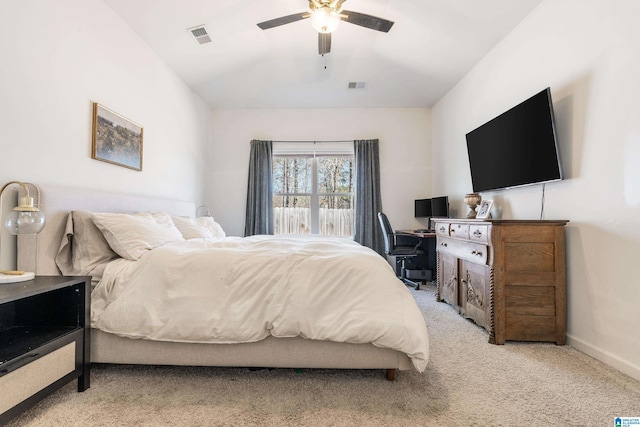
[{"xmin": 91, "ymin": 235, "xmax": 429, "ymax": 371}]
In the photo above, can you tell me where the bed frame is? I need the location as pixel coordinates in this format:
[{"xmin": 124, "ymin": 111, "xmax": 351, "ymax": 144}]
[{"xmin": 17, "ymin": 185, "xmax": 411, "ymax": 380}]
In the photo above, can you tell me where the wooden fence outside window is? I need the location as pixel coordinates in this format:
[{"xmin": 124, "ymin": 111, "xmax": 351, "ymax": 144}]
[{"xmin": 274, "ymin": 207, "xmax": 354, "ymax": 237}]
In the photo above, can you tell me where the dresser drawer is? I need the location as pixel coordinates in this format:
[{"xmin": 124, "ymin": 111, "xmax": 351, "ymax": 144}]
[
  {"xmin": 448, "ymin": 223, "xmax": 470, "ymax": 240},
  {"xmin": 437, "ymin": 237, "xmax": 488, "ymax": 265},
  {"xmin": 469, "ymin": 224, "xmax": 490, "ymax": 243},
  {"xmin": 0, "ymin": 342, "xmax": 76, "ymax": 415},
  {"xmin": 435, "ymin": 223, "xmax": 449, "ymax": 236}
]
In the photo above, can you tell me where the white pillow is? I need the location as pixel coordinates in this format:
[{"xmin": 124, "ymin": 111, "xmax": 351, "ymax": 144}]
[
  {"xmin": 55, "ymin": 211, "xmax": 119, "ymax": 284},
  {"xmin": 171, "ymin": 216, "xmax": 226, "ymax": 240},
  {"xmin": 92, "ymin": 212, "xmax": 184, "ymax": 260}
]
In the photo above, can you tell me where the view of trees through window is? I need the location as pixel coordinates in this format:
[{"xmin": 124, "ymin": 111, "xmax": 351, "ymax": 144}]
[{"xmin": 273, "ymin": 155, "xmax": 354, "ymax": 236}]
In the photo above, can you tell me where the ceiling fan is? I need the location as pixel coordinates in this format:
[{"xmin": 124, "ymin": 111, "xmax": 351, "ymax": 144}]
[{"xmin": 257, "ymin": 0, "xmax": 394, "ymax": 55}]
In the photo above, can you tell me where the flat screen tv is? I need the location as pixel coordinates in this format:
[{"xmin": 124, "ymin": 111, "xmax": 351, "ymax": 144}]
[{"xmin": 465, "ymin": 88, "xmax": 562, "ymax": 193}]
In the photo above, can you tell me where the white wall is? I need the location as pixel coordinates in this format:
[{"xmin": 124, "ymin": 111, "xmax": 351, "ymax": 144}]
[
  {"xmin": 0, "ymin": 0, "xmax": 211, "ymax": 268},
  {"xmin": 207, "ymin": 108, "xmax": 431, "ymax": 236},
  {"xmin": 432, "ymin": 0, "xmax": 640, "ymax": 380}
]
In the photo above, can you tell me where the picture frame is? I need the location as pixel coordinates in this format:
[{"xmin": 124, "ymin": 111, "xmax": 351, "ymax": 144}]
[
  {"xmin": 91, "ymin": 103, "xmax": 143, "ymax": 171},
  {"xmin": 477, "ymin": 199, "xmax": 493, "ymax": 219}
]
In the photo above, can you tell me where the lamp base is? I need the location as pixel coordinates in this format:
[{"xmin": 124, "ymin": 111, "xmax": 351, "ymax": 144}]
[{"xmin": 0, "ymin": 271, "xmax": 35, "ymax": 284}]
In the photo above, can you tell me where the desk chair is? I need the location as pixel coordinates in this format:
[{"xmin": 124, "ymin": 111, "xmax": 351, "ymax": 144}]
[{"xmin": 377, "ymin": 212, "xmax": 424, "ymax": 290}]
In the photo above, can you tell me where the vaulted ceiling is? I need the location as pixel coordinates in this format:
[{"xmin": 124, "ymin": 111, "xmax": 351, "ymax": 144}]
[{"xmin": 103, "ymin": 0, "xmax": 542, "ymax": 109}]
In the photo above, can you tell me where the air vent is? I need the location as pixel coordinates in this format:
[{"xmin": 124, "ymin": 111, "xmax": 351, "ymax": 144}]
[
  {"xmin": 187, "ymin": 25, "xmax": 211, "ymax": 45},
  {"xmin": 347, "ymin": 81, "xmax": 367, "ymax": 89}
]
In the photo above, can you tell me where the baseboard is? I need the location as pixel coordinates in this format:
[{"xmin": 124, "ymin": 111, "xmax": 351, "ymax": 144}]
[{"xmin": 566, "ymin": 334, "xmax": 640, "ymax": 381}]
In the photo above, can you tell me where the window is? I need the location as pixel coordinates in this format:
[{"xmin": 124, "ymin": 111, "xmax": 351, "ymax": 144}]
[{"xmin": 273, "ymin": 152, "xmax": 354, "ymax": 236}]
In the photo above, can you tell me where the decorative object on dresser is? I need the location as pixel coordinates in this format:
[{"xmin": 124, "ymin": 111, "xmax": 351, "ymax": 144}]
[
  {"xmin": 476, "ymin": 199, "xmax": 493, "ymax": 219},
  {"xmin": 464, "ymin": 193, "xmax": 482, "ymax": 219},
  {"xmin": 0, "ymin": 181, "xmax": 46, "ymax": 283},
  {"xmin": 433, "ymin": 218, "xmax": 568, "ymax": 345},
  {"xmin": 91, "ymin": 102, "xmax": 143, "ymax": 171},
  {"xmin": 0, "ymin": 276, "xmax": 91, "ymax": 424}
]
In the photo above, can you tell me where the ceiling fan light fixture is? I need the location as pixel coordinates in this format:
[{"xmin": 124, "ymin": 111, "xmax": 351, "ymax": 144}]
[{"xmin": 311, "ymin": 7, "xmax": 341, "ymax": 34}]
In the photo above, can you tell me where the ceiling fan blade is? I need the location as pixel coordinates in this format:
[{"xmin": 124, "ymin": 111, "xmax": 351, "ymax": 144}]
[
  {"xmin": 257, "ymin": 12, "xmax": 309, "ymax": 30},
  {"xmin": 318, "ymin": 32, "xmax": 331, "ymax": 55},
  {"xmin": 341, "ymin": 10, "xmax": 394, "ymax": 33},
  {"xmin": 333, "ymin": 0, "xmax": 347, "ymax": 9}
]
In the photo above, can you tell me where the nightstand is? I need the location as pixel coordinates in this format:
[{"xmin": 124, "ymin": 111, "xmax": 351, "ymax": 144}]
[{"xmin": 0, "ymin": 276, "xmax": 91, "ymax": 423}]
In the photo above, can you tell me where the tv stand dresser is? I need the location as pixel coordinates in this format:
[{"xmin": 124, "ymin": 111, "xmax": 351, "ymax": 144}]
[{"xmin": 432, "ymin": 219, "xmax": 568, "ymax": 345}]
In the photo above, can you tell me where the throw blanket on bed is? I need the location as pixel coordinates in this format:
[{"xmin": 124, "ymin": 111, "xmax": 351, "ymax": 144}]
[{"xmin": 91, "ymin": 235, "xmax": 429, "ymax": 372}]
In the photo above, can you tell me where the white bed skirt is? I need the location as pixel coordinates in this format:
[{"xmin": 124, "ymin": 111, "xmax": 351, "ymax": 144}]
[{"xmin": 91, "ymin": 329, "xmax": 413, "ymax": 370}]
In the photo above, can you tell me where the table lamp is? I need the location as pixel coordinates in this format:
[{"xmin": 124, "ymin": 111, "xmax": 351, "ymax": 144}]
[
  {"xmin": 197, "ymin": 205, "xmax": 212, "ymax": 218},
  {"xmin": 0, "ymin": 181, "xmax": 45, "ymax": 283}
]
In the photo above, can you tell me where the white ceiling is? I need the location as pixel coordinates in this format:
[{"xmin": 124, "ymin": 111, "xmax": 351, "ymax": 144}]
[{"xmin": 103, "ymin": 0, "xmax": 542, "ymax": 109}]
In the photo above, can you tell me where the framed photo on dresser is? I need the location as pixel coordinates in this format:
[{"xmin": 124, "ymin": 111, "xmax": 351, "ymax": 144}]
[{"xmin": 477, "ymin": 199, "xmax": 493, "ymax": 219}]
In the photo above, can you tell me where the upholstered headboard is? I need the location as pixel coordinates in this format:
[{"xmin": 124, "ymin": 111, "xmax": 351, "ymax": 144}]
[{"xmin": 17, "ymin": 185, "xmax": 195, "ymax": 275}]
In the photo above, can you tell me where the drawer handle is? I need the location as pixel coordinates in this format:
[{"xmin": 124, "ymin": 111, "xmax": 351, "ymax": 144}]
[
  {"xmin": 471, "ymin": 250, "xmax": 483, "ymax": 256},
  {"xmin": 450, "ymin": 228, "xmax": 456, "ymax": 233},
  {"xmin": 440, "ymin": 242, "xmax": 448, "ymax": 247},
  {"xmin": 473, "ymin": 230, "xmax": 482, "ymax": 237},
  {"xmin": 439, "ymin": 226, "xmax": 446, "ymax": 232},
  {"xmin": 0, "ymin": 352, "xmax": 39, "ymax": 377}
]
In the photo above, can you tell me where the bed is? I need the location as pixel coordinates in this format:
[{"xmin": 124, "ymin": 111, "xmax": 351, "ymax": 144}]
[{"xmin": 17, "ymin": 185, "xmax": 429, "ymax": 380}]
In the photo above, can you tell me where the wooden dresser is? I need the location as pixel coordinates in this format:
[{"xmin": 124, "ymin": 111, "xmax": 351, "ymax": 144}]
[{"xmin": 432, "ymin": 219, "xmax": 568, "ymax": 345}]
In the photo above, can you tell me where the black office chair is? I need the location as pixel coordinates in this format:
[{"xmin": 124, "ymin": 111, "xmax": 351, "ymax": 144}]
[{"xmin": 377, "ymin": 212, "xmax": 424, "ymax": 290}]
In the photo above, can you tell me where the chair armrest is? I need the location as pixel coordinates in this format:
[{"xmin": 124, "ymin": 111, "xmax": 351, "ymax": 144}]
[{"xmin": 395, "ymin": 234, "xmax": 422, "ymax": 248}]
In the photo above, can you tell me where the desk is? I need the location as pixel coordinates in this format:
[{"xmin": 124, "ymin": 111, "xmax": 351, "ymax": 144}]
[
  {"xmin": 398, "ymin": 230, "xmax": 436, "ymax": 239},
  {"xmin": 396, "ymin": 230, "xmax": 437, "ymax": 281}
]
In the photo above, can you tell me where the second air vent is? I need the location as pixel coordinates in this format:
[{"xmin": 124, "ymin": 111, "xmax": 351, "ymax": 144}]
[
  {"xmin": 347, "ymin": 81, "xmax": 367, "ymax": 89},
  {"xmin": 187, "ymin": 25, "xmax": 212, "ymax": 45}
]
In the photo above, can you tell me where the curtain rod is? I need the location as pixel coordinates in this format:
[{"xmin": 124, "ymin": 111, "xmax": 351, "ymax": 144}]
[{"xmin": 270, "ymin": 140, "xmax": 354, "ymax": 144}]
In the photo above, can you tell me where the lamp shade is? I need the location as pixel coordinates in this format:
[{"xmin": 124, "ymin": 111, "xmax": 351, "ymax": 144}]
[
  {"xmin": 311, "ymin": 7, "xmax": 341, "ymax": 33},
  {"xmin": 0, "ymin": 181, "xmax": 45, "ymax": 283},
  {"xmin": 1, "ymin": 181, "xmax": 46, "ymax": 235},
  {"xmin": 197, "ymin": 205, "xmax": 212, "ymax": 218},
  {"xmin": 4, "ymin": 210, "xmax": 46, "ymax": 235}
]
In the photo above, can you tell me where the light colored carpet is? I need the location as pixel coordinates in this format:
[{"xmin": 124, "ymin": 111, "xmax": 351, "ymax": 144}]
[{"xmin": 7, "ymin": 284, "xmax": 640, "ymax": 426}]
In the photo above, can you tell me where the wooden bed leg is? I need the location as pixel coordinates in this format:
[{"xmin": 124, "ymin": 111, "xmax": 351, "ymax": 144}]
[{"xmin": 386, "ymin": 369, "xmax": 396, "ymax": 381}]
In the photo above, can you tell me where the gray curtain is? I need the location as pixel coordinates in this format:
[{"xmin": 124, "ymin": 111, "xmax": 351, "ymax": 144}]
[
  {"xmin": 353, "ymin": 139, "xmax": 385, "ymax": 256},
  {"xmin": 244, "ymin": 140, "xmax": 274, "ymax": 236}
]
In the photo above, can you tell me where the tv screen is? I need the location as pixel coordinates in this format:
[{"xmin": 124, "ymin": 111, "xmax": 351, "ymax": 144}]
[
  {"xmin": 465, "ymin": 88, "xmax": 562, "ymax": 193},
  {"xmin": 431, "ymin": 196, "xmax": 449, "ymax": 218},
  {"xmin": 415, "ymin": 199, "xmax": 432, "ymax": 217}
]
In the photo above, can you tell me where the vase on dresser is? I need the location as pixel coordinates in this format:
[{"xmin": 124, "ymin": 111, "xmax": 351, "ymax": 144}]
[{"xmin": 464, "ymin": 193, "xmax": 482, "ymax": 219}]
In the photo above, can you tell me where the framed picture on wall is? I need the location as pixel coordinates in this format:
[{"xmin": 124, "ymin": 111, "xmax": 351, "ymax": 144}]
[
  {"xmin": 91, "ymin": 103, "xmax": 143, "ymax": 171},
  {"xmin": 477, "ymin": 199, "xmax": 493, "ymax": 219}
]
